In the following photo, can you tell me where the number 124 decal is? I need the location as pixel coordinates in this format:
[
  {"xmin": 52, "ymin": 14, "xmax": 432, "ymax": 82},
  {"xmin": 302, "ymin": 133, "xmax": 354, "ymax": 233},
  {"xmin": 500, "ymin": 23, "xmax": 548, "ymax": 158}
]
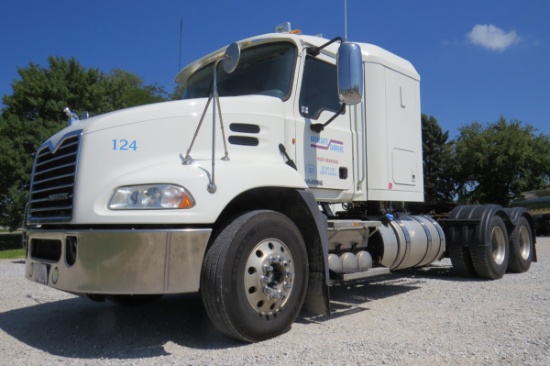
[{"xmin": 112, "ymin": 139, "xmax": 137, "ymax": 151}]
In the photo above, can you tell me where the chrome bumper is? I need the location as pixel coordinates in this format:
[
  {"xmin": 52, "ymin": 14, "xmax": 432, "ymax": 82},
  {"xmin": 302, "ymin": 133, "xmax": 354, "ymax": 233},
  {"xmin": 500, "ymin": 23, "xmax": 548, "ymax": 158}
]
[{"xmin": 25, "ymin": 228, "xmax": 211, "ymax": 295}]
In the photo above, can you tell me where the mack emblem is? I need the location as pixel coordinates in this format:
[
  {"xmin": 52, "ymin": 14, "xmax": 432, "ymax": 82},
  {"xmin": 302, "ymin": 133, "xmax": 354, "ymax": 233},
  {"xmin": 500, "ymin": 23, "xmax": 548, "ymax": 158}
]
[{"xmin": 48, "ymin": 192, "xmax": 70, "ymax": 201}]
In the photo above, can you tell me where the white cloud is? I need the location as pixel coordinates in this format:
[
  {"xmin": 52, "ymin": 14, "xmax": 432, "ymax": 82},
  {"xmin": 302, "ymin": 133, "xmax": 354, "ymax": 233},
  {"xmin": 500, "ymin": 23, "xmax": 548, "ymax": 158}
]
[{"xmin": 467, "ymin": 24, "xmax": 520, "ymax": 51}]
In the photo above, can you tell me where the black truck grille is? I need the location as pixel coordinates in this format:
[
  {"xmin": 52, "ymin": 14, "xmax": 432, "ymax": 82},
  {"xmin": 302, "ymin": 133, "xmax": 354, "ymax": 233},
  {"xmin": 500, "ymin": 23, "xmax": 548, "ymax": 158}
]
[{"xmin": 28, "ymin": 131, "xmax": 81, "ymax": 222}]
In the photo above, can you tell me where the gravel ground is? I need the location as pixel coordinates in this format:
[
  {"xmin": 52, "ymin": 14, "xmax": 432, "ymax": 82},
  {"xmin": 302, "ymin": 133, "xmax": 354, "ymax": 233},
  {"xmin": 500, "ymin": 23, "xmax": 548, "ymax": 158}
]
[{"xmin": 1, "ymin": 238, "xmax": 549, "ymax": 366}]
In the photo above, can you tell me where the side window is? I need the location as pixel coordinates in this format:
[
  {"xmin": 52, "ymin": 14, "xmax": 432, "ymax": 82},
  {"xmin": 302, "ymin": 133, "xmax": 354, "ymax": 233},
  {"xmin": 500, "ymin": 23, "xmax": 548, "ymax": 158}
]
[{"xmin": 299, "ymin": 56, "xmax": 340, "ymax": 119}]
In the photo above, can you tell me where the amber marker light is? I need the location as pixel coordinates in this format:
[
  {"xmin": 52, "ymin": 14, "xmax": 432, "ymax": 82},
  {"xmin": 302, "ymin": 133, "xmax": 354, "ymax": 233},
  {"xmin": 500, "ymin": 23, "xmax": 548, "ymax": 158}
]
[{"xmin": 178, "ymin": 193, "xmax": 195, "ymax": 209}]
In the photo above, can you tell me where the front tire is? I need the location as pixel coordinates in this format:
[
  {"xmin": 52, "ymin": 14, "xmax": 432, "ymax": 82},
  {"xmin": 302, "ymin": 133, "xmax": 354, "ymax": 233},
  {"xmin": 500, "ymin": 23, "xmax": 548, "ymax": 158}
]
[{"xmin": 201, "ymin": 210, "xmax": 308, "ymax": 342}]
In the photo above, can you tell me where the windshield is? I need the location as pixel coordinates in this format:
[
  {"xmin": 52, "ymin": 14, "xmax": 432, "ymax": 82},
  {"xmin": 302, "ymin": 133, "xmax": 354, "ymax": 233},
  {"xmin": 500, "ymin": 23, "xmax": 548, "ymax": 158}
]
[{"xmin": 182, "ymin": 42, "xmax": 297, "ymax": 101}]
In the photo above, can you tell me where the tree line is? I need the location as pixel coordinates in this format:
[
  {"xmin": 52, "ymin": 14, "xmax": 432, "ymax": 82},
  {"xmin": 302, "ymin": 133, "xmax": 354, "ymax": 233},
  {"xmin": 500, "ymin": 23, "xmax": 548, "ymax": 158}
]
[
  {"xmin": 1, "ymin": 57, "xmax": 550, "ymax": 230},
  {"xmin": 422, "ymin": 114, "xmax": 550, "ymax": 209}
]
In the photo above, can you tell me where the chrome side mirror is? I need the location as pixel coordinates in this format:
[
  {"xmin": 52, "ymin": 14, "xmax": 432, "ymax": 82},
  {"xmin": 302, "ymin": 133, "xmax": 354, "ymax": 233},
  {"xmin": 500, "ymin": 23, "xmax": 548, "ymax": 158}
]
[
  {"xmin": 337, "ymin": 42, "xmax": 363, "ymax": 105},
  {"xmin": 223, "ymin": 42, "xmax": 240, "ymax": 74}
]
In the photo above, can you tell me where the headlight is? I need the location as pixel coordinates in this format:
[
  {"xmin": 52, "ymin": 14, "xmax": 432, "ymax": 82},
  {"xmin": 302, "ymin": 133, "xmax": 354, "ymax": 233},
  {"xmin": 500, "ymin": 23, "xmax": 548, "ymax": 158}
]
[{"xmin": 109, "ymin": 184, "xmax": 195, "ymax": 210}]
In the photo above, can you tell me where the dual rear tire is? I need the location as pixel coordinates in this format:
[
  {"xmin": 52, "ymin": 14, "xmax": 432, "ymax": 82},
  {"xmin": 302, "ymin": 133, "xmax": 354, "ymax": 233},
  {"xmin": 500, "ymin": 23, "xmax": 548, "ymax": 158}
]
[
  {"xmin": 508, "ymin": 217, "xmax": 534, "ymax": 273},
  {"xmin": 447, "ymin": 206, "xmax": 534, "ymax": 279},
  {"xmin": 469, "ymin": 216, "xmax": 509, "ymax": 279}
]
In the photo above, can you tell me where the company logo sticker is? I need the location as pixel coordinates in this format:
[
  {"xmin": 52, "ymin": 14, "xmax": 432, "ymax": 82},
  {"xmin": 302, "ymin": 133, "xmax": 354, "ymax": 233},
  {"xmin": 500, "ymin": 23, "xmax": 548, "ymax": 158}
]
[
  {"xmin": 310, "ymin": 136, "xmax": 344, "ymax": 152},
  {"xmin": 305, "ymin": 164, "xmax": 317, "ymax": 176}
]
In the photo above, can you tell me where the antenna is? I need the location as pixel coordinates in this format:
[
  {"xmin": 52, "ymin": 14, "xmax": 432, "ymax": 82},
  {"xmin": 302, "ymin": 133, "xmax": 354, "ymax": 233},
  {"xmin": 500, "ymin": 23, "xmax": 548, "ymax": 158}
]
[
  {"xmin": 178, "ymin": 17, "xmax": 183, "ymax": 71},
  {"xmin": 344, "ymin": 0, "xmax": 348, "ymax": 41}
]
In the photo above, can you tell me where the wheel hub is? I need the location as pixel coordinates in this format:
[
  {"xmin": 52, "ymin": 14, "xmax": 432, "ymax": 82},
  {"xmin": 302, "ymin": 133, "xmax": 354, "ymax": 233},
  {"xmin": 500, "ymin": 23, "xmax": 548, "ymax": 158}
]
[
  {"xmin": 491, "ymin": 225, "xmax": 506, "ymax": 265},
  {"xmin": 244, "ymin": 239, "xmax": 295, "ymax": 315},
  {"xmin": 518, "ymin": 226, "xmax": 531, "ymax": 260}
]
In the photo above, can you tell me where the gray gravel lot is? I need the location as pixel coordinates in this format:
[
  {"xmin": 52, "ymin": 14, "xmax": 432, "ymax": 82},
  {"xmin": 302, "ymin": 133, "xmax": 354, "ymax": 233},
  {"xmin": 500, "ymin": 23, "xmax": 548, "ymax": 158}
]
[{"xmin": 1, "ymin": 238, "xmax": 549, "ymax": 365}]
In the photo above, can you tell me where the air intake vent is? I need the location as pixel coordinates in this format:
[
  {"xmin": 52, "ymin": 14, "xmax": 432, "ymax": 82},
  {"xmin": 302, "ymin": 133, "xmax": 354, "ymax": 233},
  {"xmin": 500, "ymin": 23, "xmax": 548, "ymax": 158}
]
[
  {"xmin": 229, "ymin": 123, "xmax": 260, "ymax": 134},
  {"xmin": 28, "ymin": 131, "xmax": 81, "ymax": 222},
  {"xmin": 228, "ymin": 136, "xmax": 259, "ymax": 146}
]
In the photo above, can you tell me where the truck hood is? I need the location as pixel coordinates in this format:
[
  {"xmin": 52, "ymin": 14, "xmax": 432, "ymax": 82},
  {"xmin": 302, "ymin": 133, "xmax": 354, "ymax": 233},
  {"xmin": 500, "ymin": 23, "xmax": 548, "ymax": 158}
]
[{"xmin": 45, "ymin": 95, "xmax": 284, "ymax": 148}]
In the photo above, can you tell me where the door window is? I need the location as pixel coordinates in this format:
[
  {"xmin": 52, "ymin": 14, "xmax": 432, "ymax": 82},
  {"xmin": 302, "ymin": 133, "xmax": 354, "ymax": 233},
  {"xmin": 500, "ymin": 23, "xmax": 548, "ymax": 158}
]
[{"xmin": 299, "ymin": 57, "xmax": 340, "ymax": 119}]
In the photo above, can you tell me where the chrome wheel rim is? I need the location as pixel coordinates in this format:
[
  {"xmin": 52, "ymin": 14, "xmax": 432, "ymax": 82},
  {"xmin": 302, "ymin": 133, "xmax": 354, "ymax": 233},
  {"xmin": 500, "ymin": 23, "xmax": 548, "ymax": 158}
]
[
  {"xmin": 244, "ymin": 239, "xmax": 294, "ymax": 315},
  {"xmin": 491, "ymin": 225, "xmax": 506, "ymax": 265},
  {"xmin": 518, "ymin": 225, "xmax": 531, "ymax": 260}
]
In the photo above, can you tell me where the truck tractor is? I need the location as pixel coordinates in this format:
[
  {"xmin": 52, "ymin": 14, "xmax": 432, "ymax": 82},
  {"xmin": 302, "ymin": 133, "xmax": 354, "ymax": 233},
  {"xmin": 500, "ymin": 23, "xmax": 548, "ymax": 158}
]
[{"xmin": 24, "ymin": 23, "xmax": 536, "ymax": 342}]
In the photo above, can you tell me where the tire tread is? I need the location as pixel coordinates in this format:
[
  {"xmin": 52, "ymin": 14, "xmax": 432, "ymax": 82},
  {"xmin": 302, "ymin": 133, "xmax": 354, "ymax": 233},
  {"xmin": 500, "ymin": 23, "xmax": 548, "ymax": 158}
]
[{"xmin": 200, "ymin": 210, "xmax": 308, "ymax": 342}]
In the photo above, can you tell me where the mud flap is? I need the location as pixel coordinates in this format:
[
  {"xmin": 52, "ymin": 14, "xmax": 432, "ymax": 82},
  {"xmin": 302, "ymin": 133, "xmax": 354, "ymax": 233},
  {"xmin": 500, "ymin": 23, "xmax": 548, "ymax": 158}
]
[{"xmin": 297, "ymin": 190, "xmax": 331, "ymax": 316}]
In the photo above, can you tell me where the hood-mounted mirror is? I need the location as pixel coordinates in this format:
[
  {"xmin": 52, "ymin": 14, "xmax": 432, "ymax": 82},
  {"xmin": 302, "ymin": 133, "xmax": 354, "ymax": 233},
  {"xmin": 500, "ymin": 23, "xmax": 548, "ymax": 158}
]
[
  {"xmin": 223, "ymin": 42, "xmax": 240, "ymax": 74},
  {"xmin": 182, "ymin": 42, "xmax": 241, "ymax": 194}
]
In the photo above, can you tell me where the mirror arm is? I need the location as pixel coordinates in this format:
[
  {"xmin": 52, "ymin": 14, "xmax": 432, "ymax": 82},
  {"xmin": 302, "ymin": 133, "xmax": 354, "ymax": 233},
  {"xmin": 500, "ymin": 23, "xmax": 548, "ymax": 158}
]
[
  {"xmin": 307, "ymin": 36, "xmax": 344, "ymax": 57},
  {"xmin": 310, "ymin": 104, "xmax": 346, "ymax": 133}
]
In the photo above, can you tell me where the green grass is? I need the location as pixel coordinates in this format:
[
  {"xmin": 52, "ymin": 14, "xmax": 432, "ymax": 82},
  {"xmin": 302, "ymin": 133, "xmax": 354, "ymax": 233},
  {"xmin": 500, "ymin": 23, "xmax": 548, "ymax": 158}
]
[{"xmin": 0, "ymin": 233, "xmax": 25, "ymax": 259}]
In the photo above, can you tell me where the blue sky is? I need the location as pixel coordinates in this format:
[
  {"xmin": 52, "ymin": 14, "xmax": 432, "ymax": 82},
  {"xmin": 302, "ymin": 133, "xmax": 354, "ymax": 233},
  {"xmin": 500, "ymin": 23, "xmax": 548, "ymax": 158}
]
[{"xmin": 1, "ymin": 0, "xmax": 548, "ymax": 137}]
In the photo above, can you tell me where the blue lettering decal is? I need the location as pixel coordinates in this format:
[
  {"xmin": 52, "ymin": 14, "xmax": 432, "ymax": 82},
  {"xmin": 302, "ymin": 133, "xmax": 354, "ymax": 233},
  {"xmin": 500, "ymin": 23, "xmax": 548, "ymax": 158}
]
[
  {"xmin": 305, "ymin": 164, "xmax": 317, "ymax": 176},
  {"xmin": 112, "ymin": 139, "xmax": 138, "ymax": 151}
]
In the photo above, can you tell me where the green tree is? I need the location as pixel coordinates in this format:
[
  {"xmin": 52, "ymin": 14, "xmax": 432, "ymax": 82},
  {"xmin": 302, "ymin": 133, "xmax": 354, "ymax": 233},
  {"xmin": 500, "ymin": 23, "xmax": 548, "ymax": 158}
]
[
  {"xmin": 0, "ymin": 57, "xmax": 169, "ymax": 230},
  {"xmin": 3, "ymin": 57, "xmax": 126, "ymax": 126},
  {"xmin": 108, "ymin": 69, "xmax": 169, "ymax": 107},
  {"xmin": 453, "ymin": 117, "xmax": 550, "ymax": 205},
  {"xmin": 0, "ymin": 113, "xmax": 50, "ymax": 229},
  {"xmin": 421, "ymin": 114, "xmax": 454, "ymax": 203}
]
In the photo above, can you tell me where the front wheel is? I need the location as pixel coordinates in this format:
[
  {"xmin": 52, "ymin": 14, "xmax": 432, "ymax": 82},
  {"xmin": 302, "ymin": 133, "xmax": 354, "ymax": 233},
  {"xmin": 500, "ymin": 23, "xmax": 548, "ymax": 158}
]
[{"xmin": 201, "ymin": 210, "xmax": 309, "ymax": 342}]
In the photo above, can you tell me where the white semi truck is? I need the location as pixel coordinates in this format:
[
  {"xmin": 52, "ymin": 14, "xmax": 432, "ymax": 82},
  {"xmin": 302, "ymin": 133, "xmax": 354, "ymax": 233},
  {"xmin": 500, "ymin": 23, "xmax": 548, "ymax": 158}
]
[{"xmin": 24, "ymin": 24, "xmax": 536, "ymax": 342}]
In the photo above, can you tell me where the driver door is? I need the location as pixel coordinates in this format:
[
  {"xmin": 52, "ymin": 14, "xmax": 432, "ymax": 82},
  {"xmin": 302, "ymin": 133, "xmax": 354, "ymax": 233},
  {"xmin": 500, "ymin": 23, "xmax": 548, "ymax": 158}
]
[{"xmin": 293, "ymin": 52, "xmax": 355, "ymax": 197}]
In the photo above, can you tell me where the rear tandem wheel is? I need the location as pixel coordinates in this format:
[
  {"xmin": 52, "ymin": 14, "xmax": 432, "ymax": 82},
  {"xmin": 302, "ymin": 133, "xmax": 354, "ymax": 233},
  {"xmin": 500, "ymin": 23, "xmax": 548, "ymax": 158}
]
[
  {"xmin": 469, "ymin": 215, "xmax": 509, "ymax": 280},
  {"xmin": 446, "ymin": 205, "xmax": 516, "ymax": 280},
  {"xmin": 507, "ymin": 216, "xmax": 534, "ymax": 273}
]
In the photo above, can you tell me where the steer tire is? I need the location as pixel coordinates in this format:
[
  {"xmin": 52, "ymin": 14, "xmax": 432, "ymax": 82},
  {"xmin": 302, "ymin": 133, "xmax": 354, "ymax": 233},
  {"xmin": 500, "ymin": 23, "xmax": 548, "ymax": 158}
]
[
  {"xmin": 507, "ymin": 217, "xmax": 534, "ymax": 273},
  {"xmin": 470, "ymin": 215, "xmax": 509, "ymax": 280},
  {"xmin": 201, "ymin": 210, "xmax": 308, "ymax": 342}
]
